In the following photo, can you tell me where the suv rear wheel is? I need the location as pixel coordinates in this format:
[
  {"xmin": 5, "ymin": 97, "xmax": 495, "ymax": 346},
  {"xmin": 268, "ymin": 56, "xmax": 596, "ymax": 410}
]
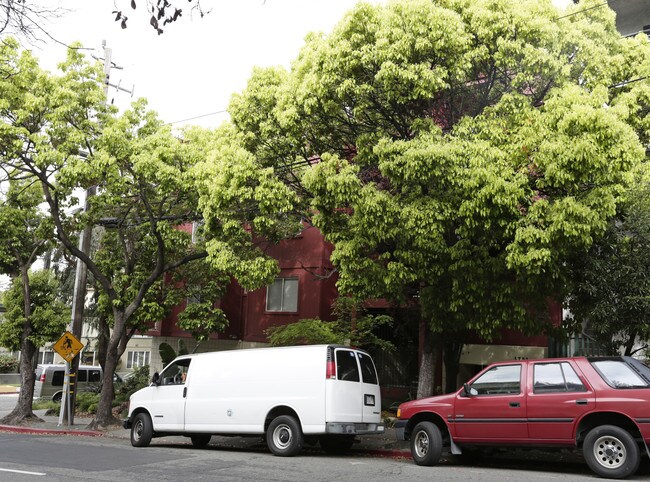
[{"xmin": 583, "ymin": 425, "xmax": 640, "ymax": 479}]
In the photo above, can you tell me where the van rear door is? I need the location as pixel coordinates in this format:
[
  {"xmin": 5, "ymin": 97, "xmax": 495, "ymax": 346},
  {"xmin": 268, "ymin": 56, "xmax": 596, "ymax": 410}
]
[
  {"xmin": 356, "ymin": 351, "xmax": 381, "ymax": 423},
  {"xmin": 327, "ymin": 348, "xmax": 363, "ymax": 423}
]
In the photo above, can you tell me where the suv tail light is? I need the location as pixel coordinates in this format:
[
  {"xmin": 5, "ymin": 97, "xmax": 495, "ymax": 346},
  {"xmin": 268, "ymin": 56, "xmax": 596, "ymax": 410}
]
[{"xmin": 39, "ymin": 373, "xmax": 46, "ymax": 382}]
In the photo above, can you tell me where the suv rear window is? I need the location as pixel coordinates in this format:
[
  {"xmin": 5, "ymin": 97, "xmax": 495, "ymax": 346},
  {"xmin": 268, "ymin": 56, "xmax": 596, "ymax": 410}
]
[{"xmin": 591, "ymin": 360, "xmax": 649, "ymax": 389}]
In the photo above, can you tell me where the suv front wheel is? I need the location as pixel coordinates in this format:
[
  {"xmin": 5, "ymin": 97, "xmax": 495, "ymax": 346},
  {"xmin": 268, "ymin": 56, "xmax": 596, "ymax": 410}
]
[
  {"xmin": 583, "ymin": 425, "xmax": 640, "ymax": 479},
  {"xmin": 410, "ymin": 421, "xmax": 442, "ymax": 466}
]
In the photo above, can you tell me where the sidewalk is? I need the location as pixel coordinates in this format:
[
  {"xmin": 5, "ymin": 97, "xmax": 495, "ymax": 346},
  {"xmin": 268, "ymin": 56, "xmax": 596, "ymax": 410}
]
[{"xmin": 0, "ymin": 408, "xmax": 410, "ymax": 458}]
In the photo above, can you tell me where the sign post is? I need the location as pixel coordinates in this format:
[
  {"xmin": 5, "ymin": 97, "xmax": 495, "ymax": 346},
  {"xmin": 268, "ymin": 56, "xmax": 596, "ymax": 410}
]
[{"xmin": 52, "ymin": 331, "xmax": 84, "ymax": 426}]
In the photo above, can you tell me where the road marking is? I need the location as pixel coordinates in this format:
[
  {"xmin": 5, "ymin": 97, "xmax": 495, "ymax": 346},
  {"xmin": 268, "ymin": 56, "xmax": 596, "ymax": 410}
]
[{"xmin": 0, "ymin": 468, "xmax": 46, "ymax": 476}]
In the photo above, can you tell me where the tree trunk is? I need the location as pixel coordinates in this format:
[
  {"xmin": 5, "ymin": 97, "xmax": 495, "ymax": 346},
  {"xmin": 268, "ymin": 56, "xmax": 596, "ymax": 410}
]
[
  {"xmin": 443, "ymin": 338, "xmax": 464, "ymax": 393},
  {"xmin": 89, "ymin": 313, "xmax": 125, "ymax": 428},
  {"xmin": 416, "ymin": 322, "xmax": 435, "ymax": 399},
  {"xmin": 1, "ymin": 268, "xmax": 41, "ymax": 425},
  {"xmin": 623, "ymin": 330, "xmax": 637, "ymax": 357}
]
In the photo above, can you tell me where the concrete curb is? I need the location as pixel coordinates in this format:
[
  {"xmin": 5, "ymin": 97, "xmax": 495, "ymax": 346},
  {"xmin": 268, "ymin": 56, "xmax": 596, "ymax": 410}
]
[{"xmin": 0, "ymin": 424, "xmax": 104, "ymax": 437}]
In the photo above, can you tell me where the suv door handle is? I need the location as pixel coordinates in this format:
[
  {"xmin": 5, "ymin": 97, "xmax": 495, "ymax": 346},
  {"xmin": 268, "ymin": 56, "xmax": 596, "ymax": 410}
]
[
  {"xmin": 509, "ymin": 401, "xmax": 520, "ymax": 408},
  {"xmin": 576, "ymin": 399, "xmax": 588, "ymax": 405},
  {"xmin": 183, "ymin": 387, "xmax": 187, "ymax": 398}
]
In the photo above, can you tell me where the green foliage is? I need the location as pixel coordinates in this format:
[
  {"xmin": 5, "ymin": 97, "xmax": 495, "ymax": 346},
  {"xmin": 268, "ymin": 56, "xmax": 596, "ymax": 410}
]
[
  {"xmin": 567, "ymin": 177, "xmax": 650, "ymax": 355},
  {"xmin": 0, "ymin": 271, "xmax": 69, "ymax": 352},
  {"xmin": 75, "ymin": 391, "xmax": 99, "ymax": 414},
  {"xmin": 0, "ymin": 354, "xmax": 18, "ymax": 373},
  {"xmin": 158, "ymin": 341, "xmax": 188, "ymax": 368},
  {"xmin": 228, "ymin": 0, "xmax": 649, "ymax": 348},
  {"xmin": 115, "ymin": 365, "xmax": 150, "ymax": 403},
  {"xmin": 267, "ymin": 298, "xmax": 394, "ymax": 351}
]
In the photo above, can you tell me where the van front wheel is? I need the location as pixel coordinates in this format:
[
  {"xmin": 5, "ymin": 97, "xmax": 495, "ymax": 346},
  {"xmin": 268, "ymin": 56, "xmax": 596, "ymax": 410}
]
[
  {"xmin": 131, "ymin": 413, "xmax": 153, "ymax": 448},
  {"xmin": 267, "ymin": 415, "xmax": 303, "ymax": 456}
]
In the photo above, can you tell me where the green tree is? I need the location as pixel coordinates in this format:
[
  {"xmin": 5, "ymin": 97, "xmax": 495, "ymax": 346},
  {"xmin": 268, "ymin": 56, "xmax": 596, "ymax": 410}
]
[
  {"xmin": 0, "ymin": 271, "xmax": 68, "ymax": 423},
  {"xmin": 0, "ymin": 40, "xmax": 233, "ymax": 427},
  {"xmin": 566, "ymin": 176, "xmax": 650, "ymax": 356},
  {"xmin": 0, "ymin": 173, "xmax": 61, "ymax": 424},
  {"xmin": 224, "ymin": 0, "xmax": 649, "ymax": 395}
]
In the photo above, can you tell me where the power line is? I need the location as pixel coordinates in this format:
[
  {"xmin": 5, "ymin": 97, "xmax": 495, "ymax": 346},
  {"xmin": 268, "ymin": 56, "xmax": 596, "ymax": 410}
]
[
  {"xmin": 555, "ymin": 1, "xmax": 612, "ymax": 21},
  {"xmin": 166, "ymin": 110, "xmax": 228, "ymax": 125}
]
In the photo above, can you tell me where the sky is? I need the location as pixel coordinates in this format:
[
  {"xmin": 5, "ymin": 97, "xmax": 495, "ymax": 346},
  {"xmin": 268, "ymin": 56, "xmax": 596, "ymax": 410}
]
[
  {"xmin": 37, "ymin": 0, "xmax": 388, "ymax": 129},
  {"xmin": 37, "ymin": 0, "xmax": 571, "ymax": 129}
]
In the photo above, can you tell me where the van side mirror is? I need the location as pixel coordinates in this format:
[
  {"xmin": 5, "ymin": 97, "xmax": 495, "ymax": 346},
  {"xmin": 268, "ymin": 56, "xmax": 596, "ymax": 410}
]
[{"xmin": 152, "ymin": 372, "xmax": 160, "ymax": 386}]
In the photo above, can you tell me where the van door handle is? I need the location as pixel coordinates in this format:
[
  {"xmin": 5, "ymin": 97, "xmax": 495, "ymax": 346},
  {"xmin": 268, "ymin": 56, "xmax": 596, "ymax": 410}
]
[
  {"xmin": 576, "ymin": 399, "xmax": 588, "ymax": 405},
  {"xmin": 183, "ymin": 387, "xmax": 187, "ymax": 398},
  {"xmin": 509, "ymin": 401, "xmax": 520, "ymax": 408}
]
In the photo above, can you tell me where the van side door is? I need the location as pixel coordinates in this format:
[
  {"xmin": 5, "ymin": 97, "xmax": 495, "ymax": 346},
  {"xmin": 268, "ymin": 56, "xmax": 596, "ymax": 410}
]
[{"xmin": 149, "ymin": 359, "xmax": 190, "ymax": 431}]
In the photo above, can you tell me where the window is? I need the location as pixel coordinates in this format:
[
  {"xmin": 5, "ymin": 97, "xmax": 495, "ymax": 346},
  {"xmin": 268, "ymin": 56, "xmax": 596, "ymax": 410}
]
[
  {"xmin": 470, "ymin": 364, "xmax": 521, "ymax": 395},
  {"xmin": 160, "ymin": 358, "xmax": 191, "ymax": 385},
  {"xmin": 592, "ymin": 360, "xmax": 648, "ymax": 389},
  {"xmin": 336, "ymin": 349, "xmax": 360, "ymax": 382},
  {"xmin": 39, "ymin": 350, "xmax": 54, "ymax": 365},
  {"xmin": 357, "ymin": 352, "xmax": 378, "ymax": 385},
  {"xmin": 127, "ymin": 350, "xmax": 150, "ymax": 369},
  {"xmin": 266, "ymin": 278, "xmax": 298, "ymax": 312},
  {"xmin": 51, "ymin": 370, "xmax": 64, "ymax": 387},
  {"xmin": 534, "ymin": 362, "xmax": 587, "ymax": 393}
]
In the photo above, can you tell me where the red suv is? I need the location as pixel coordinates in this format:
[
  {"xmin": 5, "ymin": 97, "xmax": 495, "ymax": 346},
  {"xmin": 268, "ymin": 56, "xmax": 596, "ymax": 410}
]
[{"xmin": 396, "ymin": 356, "xmax": 650, "ymax": 479}]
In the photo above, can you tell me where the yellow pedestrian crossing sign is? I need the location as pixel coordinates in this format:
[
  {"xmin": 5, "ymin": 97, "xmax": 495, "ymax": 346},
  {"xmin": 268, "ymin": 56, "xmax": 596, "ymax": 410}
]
[{"xmin": 53, "ymin": 331, "xmax": 84, "ymax": 362}]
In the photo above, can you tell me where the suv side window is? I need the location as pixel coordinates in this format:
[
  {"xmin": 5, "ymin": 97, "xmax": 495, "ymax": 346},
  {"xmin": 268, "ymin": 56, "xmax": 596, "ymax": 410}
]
[
  {"xmin": 470, "ymin": 364, "xmax": 521, "ymax": 395},
  {"xmin": 78, "ymin": 370, "xmax": 88, "ymax": 382},
  {"xmin": 534, "ymin": 362, "xmax": 587, "ymax": 393},
  {"xmin": 88, "ymin": 369, "xmax": 101, "ymax": 382},
  {"xmin": 592, "ymin": 360, "xmax": 648, "ymax": 389},
  {"xmin": 336, "ymin": 350, "xmax": 360, "ymax": 382}
]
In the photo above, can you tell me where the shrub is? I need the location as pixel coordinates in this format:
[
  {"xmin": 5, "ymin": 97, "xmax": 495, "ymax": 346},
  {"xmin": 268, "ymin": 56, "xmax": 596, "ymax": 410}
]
[
  {"xmin": 75, "ymin": 391, "xmax": 100, "ymax": 414},
  {"xmin": 0, "ymin": 354, "xmax": 18, "ymax": 373},
  {"xmin": 115, "ymin": 365, "xmax": 150, "ymax": 403}
]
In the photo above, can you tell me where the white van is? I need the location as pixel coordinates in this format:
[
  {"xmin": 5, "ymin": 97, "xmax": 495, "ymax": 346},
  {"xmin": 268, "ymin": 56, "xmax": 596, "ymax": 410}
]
[{"xmin": 123, "ymin": 345, "xmax": 384, "ymax": 455}]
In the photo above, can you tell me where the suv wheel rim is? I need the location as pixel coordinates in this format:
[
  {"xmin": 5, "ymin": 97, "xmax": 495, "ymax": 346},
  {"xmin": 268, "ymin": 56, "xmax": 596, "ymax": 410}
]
[
  {"xmin": 414, "ymin": 430, "xmax": 430, "ymax": 458},
  {"xmin": 593, "ymin": 435, "xmax": 626, "ymax": 469},
  {"xmin": 273, "ymin": 424, "xmax": 292, "ymax": 449}
]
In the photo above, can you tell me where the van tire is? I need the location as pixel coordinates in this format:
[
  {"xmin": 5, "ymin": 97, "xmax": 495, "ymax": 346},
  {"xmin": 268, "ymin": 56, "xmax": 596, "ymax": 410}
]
[
  {"xmin": 190, "ymin": 434, "xmax": 212, "ymax": 448},
  {"xmin": 319, "ymin": 434, "xmax": 355, "ymax": 454},
  {"xmin": 267, "ymin": 415, "xmax": 303, "ymax": 456},
  {"xmin": 410, "ymin": 421, "xmax": 442, "ymax": 466},
  {"xmin": 131, "ymin": 412, "xmax": 153, "ymax": 448},
  {"xmin": 52, "ymin": 392, "xmax": 62, "ymax": 403}
]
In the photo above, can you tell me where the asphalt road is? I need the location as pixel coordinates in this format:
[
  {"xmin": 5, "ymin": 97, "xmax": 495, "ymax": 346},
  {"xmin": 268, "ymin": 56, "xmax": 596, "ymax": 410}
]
[
  {"xmin": 0, "ymin": 431, "xmax": 627, "ymax": 482},
  {"xmin": 3, "ymin": 393, "xmax": 650, "ymax": 481}
]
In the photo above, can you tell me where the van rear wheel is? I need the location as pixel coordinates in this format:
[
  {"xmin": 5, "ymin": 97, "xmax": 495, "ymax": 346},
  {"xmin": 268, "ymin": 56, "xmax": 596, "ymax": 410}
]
[
  {"xmin": 131, "ymin": 412, "xmax": 153, "ymax": 448},
  {"xmin": 267, "ymin": 415, "xmax": 303, "ymax": 456}
]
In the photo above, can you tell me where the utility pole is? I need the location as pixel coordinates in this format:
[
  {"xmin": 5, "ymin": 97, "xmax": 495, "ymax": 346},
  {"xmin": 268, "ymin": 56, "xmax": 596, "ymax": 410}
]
[{"xmin": 59, "ymin": 40, "xmax": 130, "ymax": 426}]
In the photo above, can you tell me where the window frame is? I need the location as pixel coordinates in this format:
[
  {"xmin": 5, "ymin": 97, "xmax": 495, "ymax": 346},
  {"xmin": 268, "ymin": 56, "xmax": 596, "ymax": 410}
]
[{"xmin": 265, "ymin": 277, "xmax": 299, "ymax": 313}]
